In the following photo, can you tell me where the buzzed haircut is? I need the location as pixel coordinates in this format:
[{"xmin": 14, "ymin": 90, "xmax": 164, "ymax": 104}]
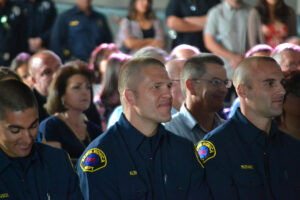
[
  {"xmin": 180, "ymin": 53, "xmax": 224, "ymax": 96},
  {"xmin": 0, "ymin": 80, "xmax": 38, "ymax": 120},
  {"xmin": 233, "ymin": 56, "xmax": 280, "ymax": 89},
  {"xmin": 118, "ymin": 57, "xmax": 165, "ymax": 103}
]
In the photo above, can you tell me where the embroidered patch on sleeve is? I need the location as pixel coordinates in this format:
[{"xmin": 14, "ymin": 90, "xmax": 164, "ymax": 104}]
[
  {"xmin": 80, "ymin": 148, "xmax": 107, "ymax": 172},
  {"xmin": 196, "ymin": 140, "xmax": 216, "ymax": 164}
]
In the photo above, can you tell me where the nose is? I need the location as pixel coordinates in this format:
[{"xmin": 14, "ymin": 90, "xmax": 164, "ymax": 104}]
[
  {"xmin": 23, "ymin": 129, "xmax": 35, "ymax": 144},
  {"xmin": 278, "ymin": 82, "xmax": 286, "ymax": 97}
]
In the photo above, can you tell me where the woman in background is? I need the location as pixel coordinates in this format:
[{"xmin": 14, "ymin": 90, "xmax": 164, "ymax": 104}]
[
  {"xmin": 39, "ymin": 62, "xmax": 102, "ymax": 159},
  {"xmin": 10, "ymin": 52, "xmax": 33, "ymax": 88},
  {"xmin": 248, "ymin": 0, "xmax": 297, "ymax": 48},
  {"xmin": 95, "ymin": 53, "xmax": 131, "ymax": 131},
  {"xmin": 116, "ymin": 0, "xmax": 165, "ymax": 54}
]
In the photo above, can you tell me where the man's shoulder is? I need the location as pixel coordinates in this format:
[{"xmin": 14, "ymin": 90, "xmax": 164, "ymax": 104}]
[{"xmin": 204, "ymin": 118, "xmax": 236, "ymax": 143}]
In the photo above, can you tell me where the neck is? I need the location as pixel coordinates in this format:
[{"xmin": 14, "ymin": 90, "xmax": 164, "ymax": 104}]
[
  {"xmin": 278, "ymin": 114, "xmax": 300, "ymax": 139},
  {"xmin": 186, "ymin": 100, "xmax": 215, "ymax": 132},
  {"xmin": 79, "ymin": 6, "xmax": 91, "ymax": 16},
  {"xmin": 136, "ymin": 13, "xmax": 146, "ymax": 21},
  {"xmin": 268, "ymin": 5, "xmax": 276, "ymax": 22},
  {"xmin": 241, "ymin": 106, "xmax": 272, "ymax": 134},
  {"xmin": 124, "ymin": 110, "xmax": 158, "ymax": 137},
  {"xmin": 62, "ymin": 109, "xmax": 84, "ymax": 124}
]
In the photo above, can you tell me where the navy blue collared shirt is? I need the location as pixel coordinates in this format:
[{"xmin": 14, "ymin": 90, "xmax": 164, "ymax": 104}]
[
  {"xmin": 197, "ymin": 109, "xmax": 300, "ymax": 200},
  {"xmin": 0, "ymin": 143, "xmax": 83, "ymax": 199},
  {"xmin": 50, "ymin": 6, "xmax": 112, "ymax": 62},
  {"xmin": 77, "ymin": 114, "xmax": 211, "ymax": 200}
]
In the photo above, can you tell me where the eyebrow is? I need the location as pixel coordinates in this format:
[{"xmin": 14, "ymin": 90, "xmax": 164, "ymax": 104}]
[{"xmin": 7, "ymin": 118, "xmax": 39, "ymax": 130}]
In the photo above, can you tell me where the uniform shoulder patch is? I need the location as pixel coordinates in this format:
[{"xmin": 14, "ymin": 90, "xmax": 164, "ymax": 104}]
[
  {"xmin": 196, "ymin": 140, "xmax": 216, "ymax": 164},
  {"xmin": 80, "ymin": 148, "xmax": 107, "ymax": 172}
]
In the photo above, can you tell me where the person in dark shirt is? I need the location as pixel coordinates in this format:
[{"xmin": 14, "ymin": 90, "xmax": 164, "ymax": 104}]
[
  {"xmin": 28, "ymin": 50, "xmax": 62, "ymax": 122},
  {"xmin": 76, "ymin": 57, "xmax": 212, "ymax": 199},
  {"xmin": 166, "ymin": 0, "xmax": 219, "ymax": 51},
  {"xmin": 0, "ymin": 80, "xmax": 83, "ymax": 199},
  {"xmin": 18, "ymin": 0, "xmax": 57, "ymax": 53},
  {"xmin": 197, "ymin": 56, "xmax": 300, "ymax": 200},
  {"xmin": 50, "ymin": 0, "xmax": 112, "ymax": 62},
  {"xmin": 0, "ymin": 0, "xmax": 27, "ymax": 66}
]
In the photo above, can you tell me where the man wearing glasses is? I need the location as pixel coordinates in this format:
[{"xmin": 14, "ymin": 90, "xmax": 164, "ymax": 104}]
[{"xmin": 164, "ymin": 54, "xmax": 229, "ymax": 144}]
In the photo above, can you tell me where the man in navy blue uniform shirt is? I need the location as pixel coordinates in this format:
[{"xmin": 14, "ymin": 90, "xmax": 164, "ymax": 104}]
[
  {"xmin": 166, "ymin": 0, "xmax": 220, "ymax": 51},
  {"xmin": 0, "ymin": 80, "xmax": 83, "ymax": 199},
  {"xmin": 77, "ymin": 57, "xmax": 211, "ymax": 199},
  {"xmin": 197, "ymin": 56, "xmax": 300, "ymax": 200},
  {"xmin": 50, "ymin": 0, "xmax": 112, "ymax": 62},
  {"xmin": 18, "ymin": 0, "xmax": 57, "ymax": 52}
]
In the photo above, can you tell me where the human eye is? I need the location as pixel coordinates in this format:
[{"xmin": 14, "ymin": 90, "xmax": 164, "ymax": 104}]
[
  {"xmin": 30, "ymin": 121, "xmax": 39, "ymax": 129},
  {"xmin": 86, "ymin": 84, "xmax": 92, "ymax": 90},
  {"xmin": 72, "ymin": 84, "xmax": 81, "ymax": 90},
  {"xmin": 211, "ymin": 79, "xmax": 222, "ymax": 87},
  {"xmin": 8, "ymin": 126, "xmax": 21, "ymax": 134},
  {"xmin": 264, "ymin": 80, "xmax": 275, "ymax": 87},
  {"xmin": 167, "ymin": 82, "xmax": 172, "ymax": 89},
  {"xmin": 152, "ymin": 84, "xmax": 160, "ymax": 89}
]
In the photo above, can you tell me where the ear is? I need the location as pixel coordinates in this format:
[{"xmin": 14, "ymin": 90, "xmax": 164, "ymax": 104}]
[
  {"xmin": 124, "ymin": 89, "xmax": 136, "ymax": 106},
  {"xmin": 185, "ymin": 79, "xmax": 195, "ymax": 95},
  {"xmin": 236, "ymin": 84, "xmax": 248, "ymax": 98}
]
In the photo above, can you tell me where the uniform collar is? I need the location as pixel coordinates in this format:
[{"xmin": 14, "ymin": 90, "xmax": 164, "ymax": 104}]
[
  {"xmin": 0, "ymin": 143, "xmax": 39, "ymax": 174},
  {"xmin": 232, "ymin": 109, "xmax": 280, "ymax": 145},
  {"xmin": 117, "ymin": 114, "xmax": 164, "ymax": 153}
]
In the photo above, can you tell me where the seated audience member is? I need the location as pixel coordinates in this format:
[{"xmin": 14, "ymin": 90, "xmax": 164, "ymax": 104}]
[
  {"xmin": 248, "ymin": 0, "xmax": 297, "ymax": 48},
  {"xmin": 28, "ymin": 50, "xmax": 62, "ymax": 122},
  {"xmin": 276, "ymin": 71, "xmax": 300, "ymax": 140},
  {"xmin": 0, "ymin": 67, "xmax": 22, "ymax": 82},
  {"xmin": 165, "ymin": 58, "xmax": 185, "ymax": 114},
  {"xmin": 105, "ymin": 46, "xmax": 168, "ymax": 128},
  {"xmin": 244, "ymin": 44, "xmax": 273, "ymax": 58},
  {"xmin": 95, "ymin": 53, "xmax": 131, "ymax": 131},
  {"xmin": 39, "ymin": 62, "xmax": 102, "ymax": 159},
  {"xmin": 76, "ymin": 57, "xmax": 212, "ymax": 200},
  {"xmin": 133, "ymin": 46, "xmax": 168, "ymax": 63},
  {"xmin": 164, "ymin": 54, "xmax": 228, "ymax": 144},
  {"xmin": 272, "ymin": 43, "xmax": 300, "ymax": 76},
  {"xmin": 0, "ymin": 80, "xmax": 83, "ymax": 199},
  {"xmin": 197, "ymin": 56, "xmax": 300, "ymax": 199},
  {"xmin": 227, "ymin": 44, "xmax": 273, "ymax": 118},
  {"xmin": 89, "ymin": 43, "xmax": 119, "ymax": 95},
  {"xmin": 168, "ymin": 44, "xmax": 200, "ymax": 60},
  {"xmin": 116, "ymin": 0, "xmax": 165, "ymax": 54},
  {"xmin": 10, "ymin": 52, "xmax": 33, "ymax": 88}
]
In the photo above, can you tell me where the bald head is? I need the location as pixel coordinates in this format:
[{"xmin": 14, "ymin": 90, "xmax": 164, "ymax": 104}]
[
  {"xmin": 233, "ymin": 56, "xmax": 280, "ymax": 90},
  {"xmin": 28, "ymin": 50, "xmax": 61, "ymax": 96}
]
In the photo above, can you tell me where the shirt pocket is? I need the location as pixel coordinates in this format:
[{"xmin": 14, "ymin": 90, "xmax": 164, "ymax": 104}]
[{"xmin": 233, "ymin": 170, "xmax": 264, "ymax": 199}]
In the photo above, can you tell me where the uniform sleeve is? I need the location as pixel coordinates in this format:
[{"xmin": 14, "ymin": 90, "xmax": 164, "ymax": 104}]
[
  {"xmin": 187, "ymin": 143, "xmax": 213, "ymax": 200},
  {"xmin": 76, "ymin": 148, "xmax": 120, "ymax": 200},
  {"xmin": 50, "ymin": 14, "xmax": 68, "ymax": 61},
  {"xmin": 197, "ymin": 138, "xmax": 238, "ymax": 200},
  {"xmin": 153, "ymin": 19, "xmax": 165, "ymax": 42},
  {"xmin": 247, "ymin": 8, "xmax": 263, "ymax": 48},
  {"xmin": 165, "ymin": 0, "xmax": 181, "ymax": 18}
]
